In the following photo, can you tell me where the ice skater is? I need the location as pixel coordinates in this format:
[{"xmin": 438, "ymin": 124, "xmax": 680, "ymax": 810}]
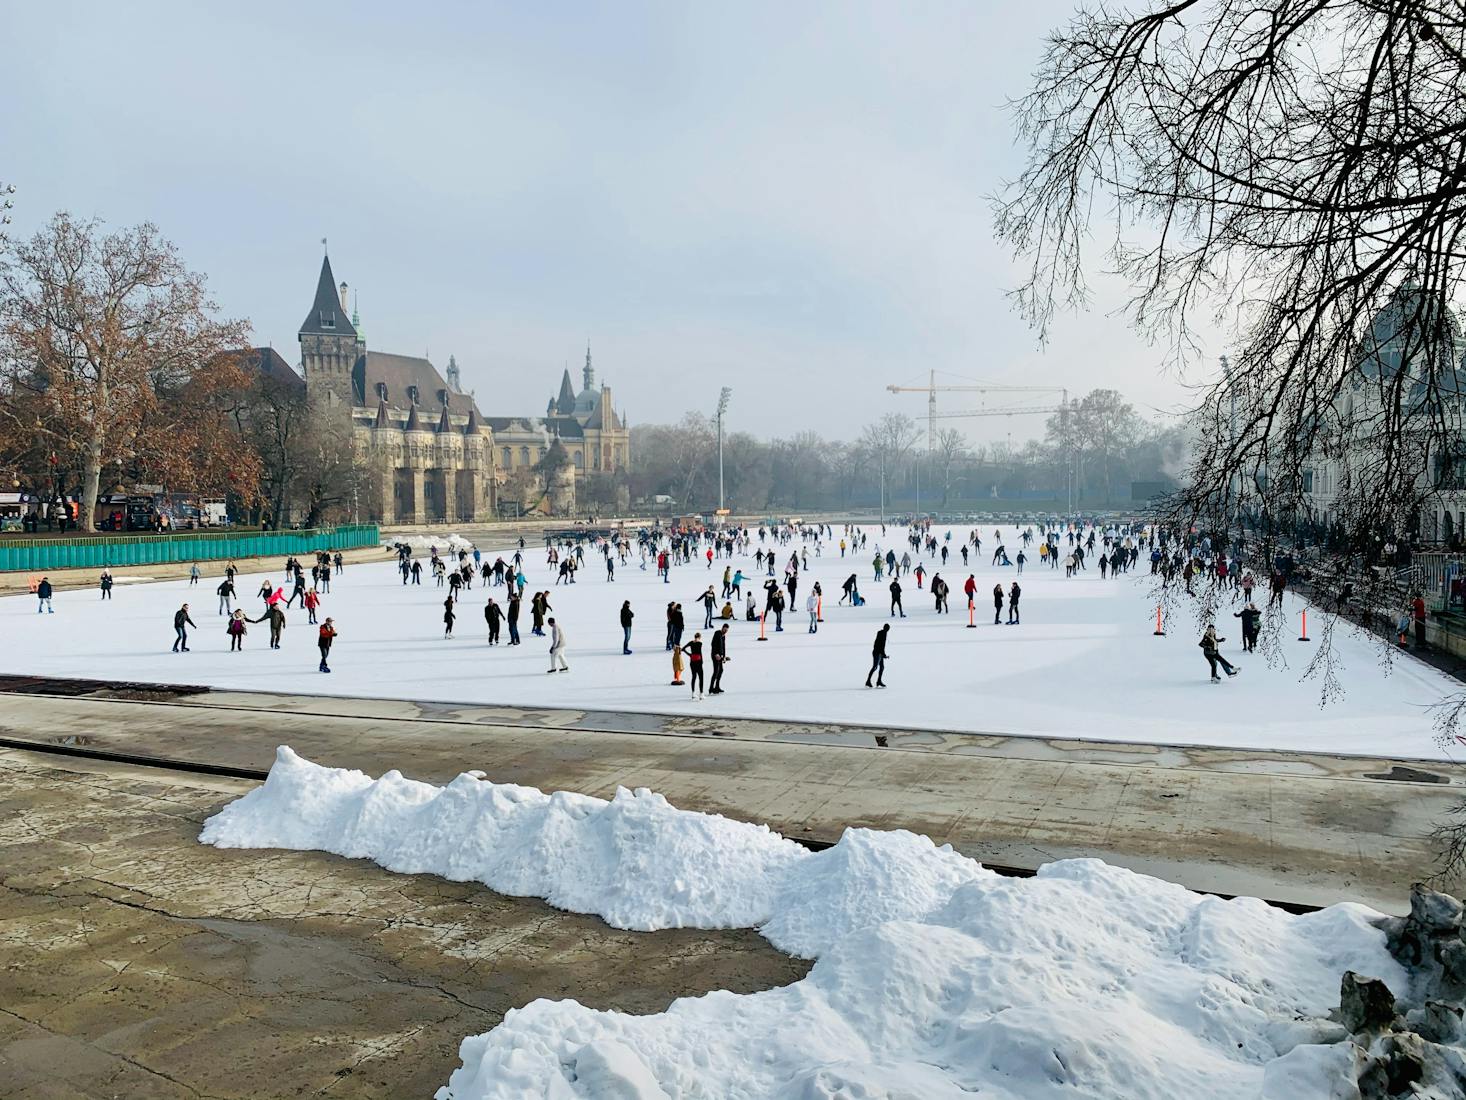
[
  {"xmin": 547, "ymin": 617, "xmax": 568, "ymax": 672},
  {"xmin": 443, "ymin": 596, "xmax": 456, "ymax": 638},
  {"xmin": 172, "ymin": 604, "xmax": 196, "ymax": 652},
  {"xmin": 318, "ymin": 617, "xmax": 337, "ymax": 672},
  {"xmin": 227, "ymin": 609, "xmax": 247, "ymax": 651},
  {"xmin": 1199, "ymin": 625, "xmax": 1238, "ymax": 681},
  {"xmin": 36, "ymin": 577, "xmax": 53, "ymax": 613},
  {"xmin": 865, "ymin": 624, "xmax": 889, "ymax": 688},
  {"xmin": 710, "ymin": 623, "xmax": 730, "ymax": 693},
  {"xmin": 682, "ymin": 631, "xmax": 705, "ymax": 697},
  {"xmin": 620, "ymin": 600, "xmax": 634, "ymax": 654},
  {"xmin": 1007, "ymin": 581, "xmax": 1021, "ymax": 624}
]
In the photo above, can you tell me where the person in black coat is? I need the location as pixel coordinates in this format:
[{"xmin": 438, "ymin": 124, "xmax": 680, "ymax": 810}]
[
  {"xmin": 620, "ymin": 600, "xmax": 635, "ymax": 654},
  {"xmin": 709, "ymin": 624, "xmax": 730, "ymax": 694},
  {"xmin": 866, "ymin": 623, "xmax": 890, "ymax": 688},
  {"xmin": 992, "ymin": 583, "xmax": 1004, "ymax": 625},
  {"xmin": 889, "ymin": 578, "xmax": 905, "ymax": 618},
  {"xmin": 485, "ymin": 598, "xmax": 503, "ymax": 645},
  {"xmin": 1233, "ymin": 603, "xmax": 1261, "ymax": 652},
  {"xmin": 172, "ymin": 604, "xmax": 196, "ymax": 652}
]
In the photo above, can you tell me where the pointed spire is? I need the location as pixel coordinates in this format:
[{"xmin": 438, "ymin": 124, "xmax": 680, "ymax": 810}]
[
  {"xmin": 351, "ymin": 292, "xmax": 362, "ymax": 341},
  {"xmin": 404, "ymin": 404, "xmax": 421, "ymax": 431},
  {"xmin": 555, "ymin": 368, "xmax": 576, "ymax": 415},
  {"xmin": 300, "ymin": 254, "xmax": 356, "ymax": 337},
  {"xmin": 374, "ymin": 398, "xmax": 389, "ymax": 428},
  {"xmin": 464, "ymin": 406, "xmax": 481, "ymax": 435},
  {"xmin": 437, "ymin": 400, "xmax": 452, "ymax": 433},
  {"xmin": 583, "ymin": 342, "xmax": 595, "ymax": 391}
]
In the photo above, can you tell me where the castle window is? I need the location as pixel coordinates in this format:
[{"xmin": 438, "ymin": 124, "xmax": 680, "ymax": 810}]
[
  {"xmin": 319, "ymin": 310, "xmax": 335, "ymax": 329},
  {"xmin": 502, "ymin": 447, "xmax": 511, "ymax": 466},
  {"xmin": 407, "ymin": 385, "xmax": 419, "ymax": 405},
  {"xmin": 520, "ymin": 446, "xmax": 530, "ymax": 464}
]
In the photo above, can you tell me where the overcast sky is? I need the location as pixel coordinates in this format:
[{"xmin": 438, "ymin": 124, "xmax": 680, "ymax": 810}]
[{"xmin": 2, "ymin": 0, "xmax": 1218, "ymax": 443}]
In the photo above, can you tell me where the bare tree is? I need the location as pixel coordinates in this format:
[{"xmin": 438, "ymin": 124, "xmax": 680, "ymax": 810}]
[
  {"xmin": 997, "ymin": 0, "xmax": 1466, "ymax": 544},
  {"xmin": 0, "ymin": 213, "xmax": 252, "ymax": 530},
  {"xmin": 999, "ymin": 0, "xmax": 1466, "ymax": 876},
  {"xmin": 931, "ymin": 427, "xmax": 972, "ymax": 507},
  {"xmin": 859, "ymin": 413, "xmax": 921, "ymax": 518}
]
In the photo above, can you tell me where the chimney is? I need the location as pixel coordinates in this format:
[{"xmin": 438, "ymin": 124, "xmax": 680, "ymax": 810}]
[{"xmin": 339, "ymin": 282, "xmax": 349, "ymax": 311}]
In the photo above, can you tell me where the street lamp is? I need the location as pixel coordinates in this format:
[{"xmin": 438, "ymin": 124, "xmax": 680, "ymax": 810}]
[{"xmin": 716, "ymin": 387, "xmax": 731, "ymax": 512}]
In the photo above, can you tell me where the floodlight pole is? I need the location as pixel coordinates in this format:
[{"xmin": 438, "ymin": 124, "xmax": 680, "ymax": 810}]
[{"xmin": 717, "ymin": 387, "xmax": 731, "ymax": 512}]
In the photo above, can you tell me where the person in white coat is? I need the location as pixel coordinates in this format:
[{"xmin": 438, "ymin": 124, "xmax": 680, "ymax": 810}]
[
  {"xmin": 547, "ymin": 617, "xmax": 569, "ymax": 672},
  {"xmin": 806, "ymin": 592, "xmax": 819, "ymax": 633}
]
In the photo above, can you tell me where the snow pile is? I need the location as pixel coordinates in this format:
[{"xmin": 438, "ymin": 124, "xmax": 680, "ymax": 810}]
[
  {"xmin": 202, "ymin": 749, "xmax": 1407, "ymax": 1099},
  {"xmin": 385, "ymin": 532, "xmax": 476, "ymax": 553}
]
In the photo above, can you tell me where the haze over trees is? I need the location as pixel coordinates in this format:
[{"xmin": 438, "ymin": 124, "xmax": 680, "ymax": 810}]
[{"xmin": 626, "ymin": 398, "xmax": 1189, "ymax": 515}]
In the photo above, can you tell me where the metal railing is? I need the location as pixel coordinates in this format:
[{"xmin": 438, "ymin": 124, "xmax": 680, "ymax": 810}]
[{"xmin": 0, "ymin": 524, "xmax": 380, "ymax": 573}]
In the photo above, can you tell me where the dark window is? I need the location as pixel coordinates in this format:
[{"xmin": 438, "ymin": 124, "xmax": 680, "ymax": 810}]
[{"xmin": 319, "ymin": 310, "xmax": 335, "ymax": 329}]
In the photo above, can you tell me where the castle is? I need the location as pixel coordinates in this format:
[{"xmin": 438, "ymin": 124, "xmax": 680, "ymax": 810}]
[{"xmin": 281, "ymin": 253, "xmax": 630, "ymax": 524}]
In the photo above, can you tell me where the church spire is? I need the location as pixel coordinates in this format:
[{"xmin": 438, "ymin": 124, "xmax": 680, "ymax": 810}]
[{"xmin": 583, "ymin": 342, "xmax": 594, "ymax": 391}]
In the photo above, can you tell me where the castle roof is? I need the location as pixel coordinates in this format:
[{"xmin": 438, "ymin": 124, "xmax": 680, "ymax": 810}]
[
  {"xmin": 299, "ymin": 255, "xmax": 356, "ymax": 339},
  {"xmin": 554, "ymin": 369, "xmax": 576, "ymax": 416},
  {"xmin": 228, "ymin": 347, "xmax": 306, "ymax": 397},
  {"xmin": 354, "ymin": 351, "xmax": 485, "ymax": 420}
]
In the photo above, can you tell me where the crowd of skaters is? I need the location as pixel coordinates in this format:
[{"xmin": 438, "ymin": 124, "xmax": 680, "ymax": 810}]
[{"xmin": 30, "ymin": 515, "xmax": 1380, "ymax": 690}]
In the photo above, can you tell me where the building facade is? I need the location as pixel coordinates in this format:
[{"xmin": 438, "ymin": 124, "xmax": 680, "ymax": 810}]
[
  {"xmin": 247, "ymin": 253, "xmax": 634, "ymax": 524},
  {"xmin": 1302, "ymin": 281, "xmax": 1466, "ymax": 543},
  {"xmin": 296, "ymin": 255, "xmax": 497, "ymax": 524}
]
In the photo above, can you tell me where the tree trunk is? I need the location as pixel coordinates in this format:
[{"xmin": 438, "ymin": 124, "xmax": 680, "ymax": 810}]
[{"xmin": 80, "ymin": 434, "xmax": 103, "ymax": 533}]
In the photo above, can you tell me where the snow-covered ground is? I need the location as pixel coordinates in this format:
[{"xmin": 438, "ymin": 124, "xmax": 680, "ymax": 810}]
[
  {"xmin": 0, "ymin": 525, "xmax": 1455, "ymax": 759},
  {"xmin": 202, "ymin": 747, "xmax": 1409, "ymax": 1100}
]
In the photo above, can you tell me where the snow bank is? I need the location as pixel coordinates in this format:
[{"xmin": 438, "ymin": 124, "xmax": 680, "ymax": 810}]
[
  {"xmin": 385, "ymin": 532, "xmax": 476, "ymax": 553},
  {"xmin": 202, "ymin": 749, "xmax": 1408, "ymax": 1099}
]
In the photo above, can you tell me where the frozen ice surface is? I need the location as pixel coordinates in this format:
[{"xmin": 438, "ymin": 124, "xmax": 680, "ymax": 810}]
[
  {"xmin": 0, "ymin": 524, "xmax": 1451, "ymax": 757},
  {"xmin": 203, "ymin": 748, "xmax": 1406, "ymax": 1100}
]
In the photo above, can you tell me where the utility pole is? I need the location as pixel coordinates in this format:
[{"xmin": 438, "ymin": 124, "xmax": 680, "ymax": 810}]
[{"xmin": 716, "ymin": 387, "xmax": 731, "ymax": 512}]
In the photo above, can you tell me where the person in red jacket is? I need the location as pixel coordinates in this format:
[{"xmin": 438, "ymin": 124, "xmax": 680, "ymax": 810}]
[
  {"xmin": 1413, "ymin": 592, "xmax": 1428, "ymax": 649},
  {"xmin": 303, "ymin": 587, "xmax": 321, "ymax": 624},
  {"xmin": 318, "ymin": 618, "xmax": 337, "ymax": 672}
]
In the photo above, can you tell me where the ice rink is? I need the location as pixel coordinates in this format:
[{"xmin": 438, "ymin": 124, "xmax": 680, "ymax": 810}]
[{"xmin": 0, "ymin": 526, "xmax": 1456, "ymax": 760}]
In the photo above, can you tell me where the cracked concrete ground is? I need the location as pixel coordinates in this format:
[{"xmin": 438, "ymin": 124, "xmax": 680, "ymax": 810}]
[{"xmin": 0, "ymin": 750, "xmax": 810, "ymax": 1099}]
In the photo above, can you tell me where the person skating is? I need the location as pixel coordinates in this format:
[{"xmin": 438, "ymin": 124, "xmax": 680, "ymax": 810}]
[
  {"xmin": 443, "ymin": 596, "xmax": 456, "ymax": 639},
  {"xmin": 682, "ymin": 632, "xmax": 706, "ymax": 698},
  {"xmin": 1233, "ymin": 602, "xmax": 1260, "ymax": 652},
  {"xmin": 710, "ymin": 624, "xmax": 730, "ymax": 693},
  {"xmin": 318, "ymin": 617, "xmax": 337, "ymax": 672},
  {"xmin": 506, "ymin": 592, "xmax": 522, "ymax": 645},
  {"xmin": 865, "ymin": 623, "xmax": 890, "ymax": 688},
  {"xmin": 889, "ymin": 578, "xmax": 905, "ymax": 618},
  {"xmin": 620, "ymin": 600, "xmax": 634, "ymax": 654},
  {"xmin": 249, "ymin": 603, "xmax": 286, "ymax": 649},
  {"xmin": 1007, "ymin": 581, "xmax": 1021, "ymax": 624},
  {"xmin": 1199, "ymin": 625, "xmax": 1238, "ymax": 681},
  {"xmin": 100, "ymin": 570, "xmax": 113, "ymax": 600},
  {"xmin": 227, "ymin": 609, "xmax": 248, "ymax": 651},
  {"xmin": 172, "ymin": 604, "xmax": 196, "ymax": 652},
  {"xmin": 303, "ymin": 587, "xmax": 321, "ymax": 624},
  {"xmin": 36, "ymin": 576, "xmax": 53, "ymax": 614},
  {"xmin": 840, "ymin": 574, "xmax": 858, "ymax": 606},
  {"xmin": 547, "ymin": 617, "xmax": 569, "ymax": 672},
  {"xmin": 702, "ymin": 586, "xmax": 717, "ymax": 630},
  {"xmin": 189, "ymin": 562, "xmax": 201, "ymax": 586},
  {"xmin": 807, "ymin": 591, "xmax": 819, "ymax": 633},
  {"xmin": 992, "ymin": 583, "xmax": 1004, "ymax": 624},
  {"xmin": 216, "ymin": 577, "xmax": 235, "ymax": 615},
  {"xmin": 932, "ymin": 574, "xmax": 949, "ymax": 614},
  {"xmin": 485, "ymin": 598, "xmax": 503, "ymax": 645}
]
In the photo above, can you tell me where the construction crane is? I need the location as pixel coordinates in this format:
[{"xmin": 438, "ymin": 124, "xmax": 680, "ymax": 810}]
[{"xmin": 887, "ymin": 370, "xmax": 1068, "ymax": 449}]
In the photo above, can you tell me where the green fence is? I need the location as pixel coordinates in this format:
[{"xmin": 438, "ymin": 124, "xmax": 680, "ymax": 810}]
[{"xmin": 0, "ymin": 525, "xmax": 380, "ymax": 573}]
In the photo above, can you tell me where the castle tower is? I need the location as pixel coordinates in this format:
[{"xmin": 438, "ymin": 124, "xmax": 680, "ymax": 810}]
[
  {"xmin": 446, "ymin": 354, "xmax": 461, "ymax": 393},
  {"xmin": 299, "ymin": 253, "xmax": 360, "ymax": 409},
  {"xmin": 582, "ymin": 342, "xmax": 595, "ymax": 391}
]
